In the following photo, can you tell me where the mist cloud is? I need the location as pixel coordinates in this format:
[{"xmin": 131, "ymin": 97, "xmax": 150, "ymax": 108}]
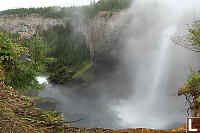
[{"xmin": 39, "ymin": 0, "xmax": 200, "ymax": 129}]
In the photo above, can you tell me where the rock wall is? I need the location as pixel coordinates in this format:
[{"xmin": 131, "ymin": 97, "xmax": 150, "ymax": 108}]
[
  {"xmin": 0, "ymin": 14, "xmax": 66, "ymax": 37},
  {"xmin": 0, "ymin": 13, "xmax": 119, "ymax": 63},
  {"xmin": 82, "ymin": 12, "xmax": 121, "ymax": 63},
  {"xmin": 82, "ymin": 16, "xmax": 110, "ymax": 61}
]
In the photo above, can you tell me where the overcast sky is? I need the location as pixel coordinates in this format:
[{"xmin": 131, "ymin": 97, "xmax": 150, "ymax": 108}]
[{"xmin": 0, "ymin": 0, "xmax": 99, "ymax": 11}]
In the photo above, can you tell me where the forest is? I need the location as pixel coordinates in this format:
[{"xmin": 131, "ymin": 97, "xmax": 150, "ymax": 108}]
[
  {"xmin": 0, "ymin": 30, "xmax": 49, "ymax": 92},
  {"xmin": 41, "ymin": 25, "xmax": 91, "ymax": 84},
  {"xmin": 0, "ymin": 0, "xmax": 132, "ymax": 19}
]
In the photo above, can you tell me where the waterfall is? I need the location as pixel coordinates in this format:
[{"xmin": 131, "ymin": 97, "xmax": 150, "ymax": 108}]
[
  {"xmin": 36, "ymin": 76, "xmax": 49, "ymax": 85},
  {"xmin": 35, "ymin": 0, "xmax": 200, "ymax": 129},
  {"xmin": 113, "ymin": 0, "xmax": 200, "ymax": 129},
  {"xmin": 149, "ymin": 26, "xmax": 176, "ymax": 102}
]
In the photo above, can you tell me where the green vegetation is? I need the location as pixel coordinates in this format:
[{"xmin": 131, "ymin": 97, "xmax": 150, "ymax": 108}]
[
  {"xmin": 0, "ymin": 81, "xmax": 185, "ymax": 133},
  {"xmin": 40, "ymin": 25, "xmax": 92, "ymax": 84},
  {"xmin": 0, "ymin": 32, "xmax": 23, "ymax": 63},
  {"xmin": 94, "ymin": 0, "xmax": 132, "ymax": 11},
  {"xmin": 175, "ymin": 20, "xmax": 200, "ymax": 96},
  {"xmin": 0, "ymin": 30, "xmax": 49, "ymax": 92},
  {"xmin": 1, "ymin": 7, "xmax": 82, "ymax": 19},
  {"xmin": 186, "ymin": 20, "xmax": 200, "ymax": 52},
  {"xmin": 0, "ymin": 0, "xmax": 132, "ymax": 19},
  {"xmin": 175, "ymin": 21, "xmax": 200, "ymax": 115},
  {"xmin": 197, "ymin": 96, "xmax": 200, "ymax": 103},
  {"xmin": 176, "ymin": 20, "xmax": 200, "ymax": 96},
  {"xmin": 72, "ymin": 63, "xmax": 93, "ymax": 82},
  {"xmin": 1, "ymin": 0, "xmax": 132, "ymax": 85},
  {"xmin": 173, "ymin": 20, "xmax": 200, "ymax": 52},
  {"xmin": 42, "ymin": 25, "xmax": 90, "ymax": 66},
  {"xmin": 186, "ymin": 71, "xmax": 200, "ymax": 95},
  {"xmin": 177, "ymin": 69, "xmax": 200, "ymax": 116},
  {"xmin": 178, "ymin": 70, "xmax": 200, "ymax": 97},
  {"xmin": 0, "ymin": 81, "xmax": 72, "ymax": 133},
  {"xmin": 84, "ymin": 0, "xmax": 132, "ymax": 18},
  {"xmin": 0, "ymin": 0, "xmax": 134, "ymax": 85}
]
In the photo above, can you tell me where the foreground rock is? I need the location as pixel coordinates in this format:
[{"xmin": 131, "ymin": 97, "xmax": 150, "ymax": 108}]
[{"xmin": 60, "ymin": 125, "xmax": 186, "ymax": 133}]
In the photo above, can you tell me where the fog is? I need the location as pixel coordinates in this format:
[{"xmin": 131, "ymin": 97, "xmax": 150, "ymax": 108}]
[
  {"xmin": 113, "ymin": 0, "xmax": 200, "ymax": 129},
  {"xmin": 38, "ymin": 0, "xmax": 200, "ymax": 129}
]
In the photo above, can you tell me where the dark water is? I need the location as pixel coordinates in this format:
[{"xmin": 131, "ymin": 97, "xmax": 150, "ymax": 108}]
[
  {"xmin": 38, "ymin": 79, "xmax": 124, "ymax": 129},
  {"xmin": 37, "ymin": 75, "xmax": 187, "ymax": 129}
]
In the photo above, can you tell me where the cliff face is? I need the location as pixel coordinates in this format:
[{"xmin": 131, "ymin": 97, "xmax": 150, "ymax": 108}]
[
  {"xmin": 82, "ymin": 12, "xmax": 122, "ymax": 65},
  {"xmin": 0, "ymin": 13, "xmax": 120, "ymax": 63},
  {"xmin": 83, "ymin": 15, "xmax": 112, "ymax": 61},
  {"xmin": 0, "ymin": 14, "xmax": 66, "ymax": 37}
]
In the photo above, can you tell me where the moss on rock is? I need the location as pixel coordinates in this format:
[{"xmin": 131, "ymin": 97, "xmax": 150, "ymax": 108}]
[{"xmin": 49, "ymin": 66, "xmax": 76, "ymax": 84}]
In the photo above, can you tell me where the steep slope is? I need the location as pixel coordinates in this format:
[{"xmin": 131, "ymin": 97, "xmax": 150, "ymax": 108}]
[{"xmin": 0, "ymin": 81, "xmax": 186, "ymax": 132}]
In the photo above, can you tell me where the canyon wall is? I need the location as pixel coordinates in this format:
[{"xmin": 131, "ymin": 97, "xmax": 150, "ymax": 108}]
[
  {"xmin": 0, "ymin": 13, "xmax": 119, "ymax": 62},
  {"xmin": 0, "ymin": 14, "xmax": 66, "ymax": 37}
]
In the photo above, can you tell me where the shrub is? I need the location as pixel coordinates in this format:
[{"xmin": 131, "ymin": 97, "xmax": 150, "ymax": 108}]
[{"xmin": 0, "ymin": 30, "xmax": 49, "ymax": 92}]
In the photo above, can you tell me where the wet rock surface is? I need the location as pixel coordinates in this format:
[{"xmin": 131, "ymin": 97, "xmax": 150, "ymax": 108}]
[{"xmin": 35, "ymin": 97, "xmax": 60, "ymax": 112}]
